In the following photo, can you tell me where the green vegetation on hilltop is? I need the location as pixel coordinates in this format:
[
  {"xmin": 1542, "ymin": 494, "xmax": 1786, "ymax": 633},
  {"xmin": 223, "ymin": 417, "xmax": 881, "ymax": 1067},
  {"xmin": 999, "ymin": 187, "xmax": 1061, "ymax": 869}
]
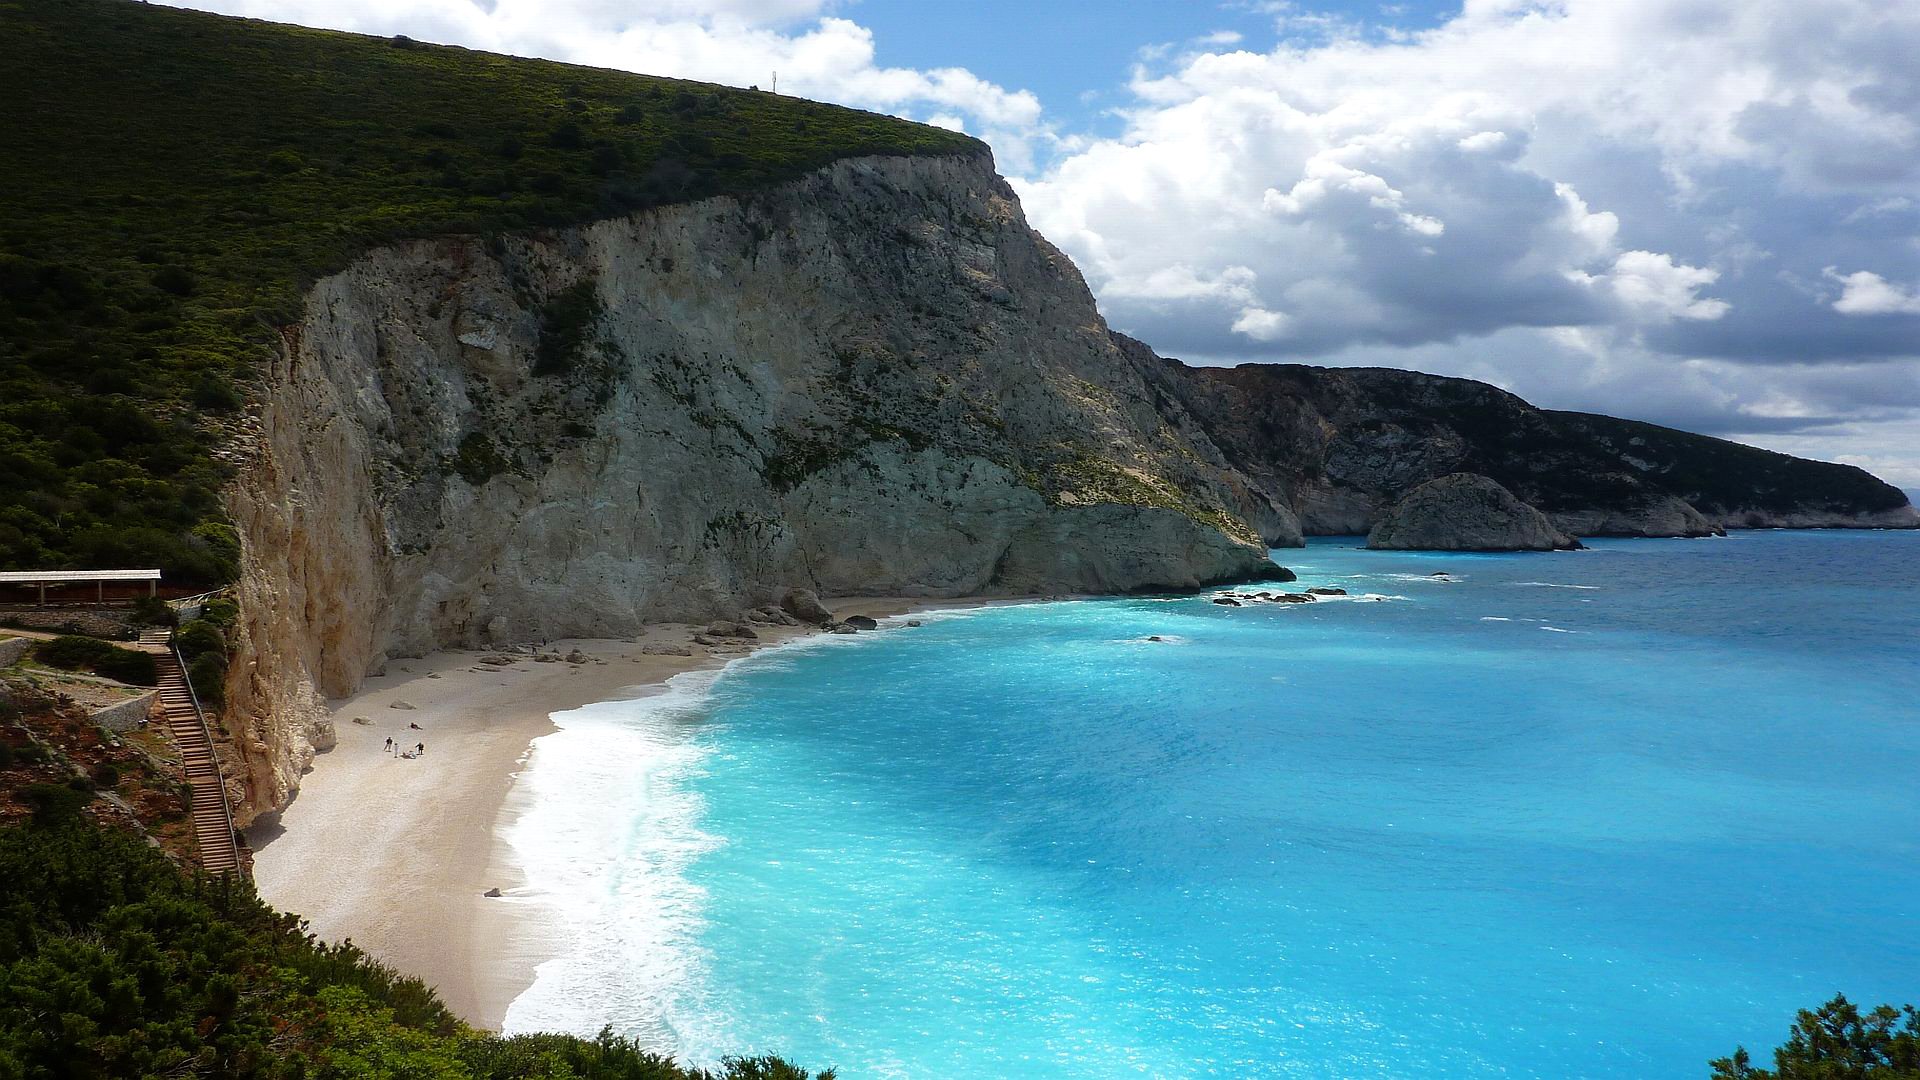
[
  {"xmin": 0, "ymin": 817, "xmax": 833, "ymax": 1079},
  {"xmin": 0, "ymin": 0, "xmax": 982, "ymax": 583}
]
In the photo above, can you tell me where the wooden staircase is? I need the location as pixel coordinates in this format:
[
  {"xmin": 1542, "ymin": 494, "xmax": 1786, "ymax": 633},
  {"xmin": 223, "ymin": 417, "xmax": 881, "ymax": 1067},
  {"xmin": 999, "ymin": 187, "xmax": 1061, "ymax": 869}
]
[{"xmin": 150, "ymin": 639, "xmax": 241, "ymax": 876}]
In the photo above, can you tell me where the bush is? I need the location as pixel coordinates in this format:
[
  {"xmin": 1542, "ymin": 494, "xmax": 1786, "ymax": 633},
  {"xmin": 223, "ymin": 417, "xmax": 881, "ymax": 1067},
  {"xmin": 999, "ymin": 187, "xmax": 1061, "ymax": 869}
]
[
  {"xmin": 20, "ymin": 783, "xmax": 91, "ymax": 825},
  {"xmin": 190, "ymin": 373, "xmax": 243, "ymax": 412},
  {"xmin": 130, "ymin": 595, "xmax": 177, "ymax": 627},
  {"xmin": 149, "ymin": 264, "xmax": 195, "ymax": 295},
  {"xmin": 172, "ymin": 618, "xmax": 224, "ymax": 661},
  {"xmin": 33, "ymin": 635, "xmax": 158, "ymax": 686},
  {"xmin": 186, "ymin": 652, "xmax": 226, "ymax": 710},
  {"xmin": 199, "ymin": 596, "xmax": 239, "ymax": 629},
  {"xmin": 534, "ymin": 280, "xmax": 602, "ymax": 375},
  {"xmin": 90, "ymin": 762, "xmax": 119, "ymax": 789}
]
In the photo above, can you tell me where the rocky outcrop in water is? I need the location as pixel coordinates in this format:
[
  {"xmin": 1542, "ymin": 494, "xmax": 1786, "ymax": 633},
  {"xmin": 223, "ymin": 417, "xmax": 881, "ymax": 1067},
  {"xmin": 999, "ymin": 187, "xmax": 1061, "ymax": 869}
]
[
  {"xmin": 1172, "ymin": 363, "xmax": 1920, "ymax": 541},
  {"xmin": 1367, "ymin": 473, "xmax": 1583, "ymax": 552}
]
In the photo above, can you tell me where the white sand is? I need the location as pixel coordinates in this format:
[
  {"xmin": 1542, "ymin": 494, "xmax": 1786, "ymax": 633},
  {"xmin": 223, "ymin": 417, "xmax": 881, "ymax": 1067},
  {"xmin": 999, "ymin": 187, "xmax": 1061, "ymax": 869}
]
[{"xmin": 248, "ymin": 598, "xmax": 953, "ymax": 1029}]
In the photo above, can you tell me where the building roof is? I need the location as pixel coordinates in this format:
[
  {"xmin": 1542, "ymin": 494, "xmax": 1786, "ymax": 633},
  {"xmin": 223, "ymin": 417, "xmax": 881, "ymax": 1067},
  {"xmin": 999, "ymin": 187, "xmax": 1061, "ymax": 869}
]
[{"xmin": 0, "ymin": 569, "xmax": 163, "ymax": 584}]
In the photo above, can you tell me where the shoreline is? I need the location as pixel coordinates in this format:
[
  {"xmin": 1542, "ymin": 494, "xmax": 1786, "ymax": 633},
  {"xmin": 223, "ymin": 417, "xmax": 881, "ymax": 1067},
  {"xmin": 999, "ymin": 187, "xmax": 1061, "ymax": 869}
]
[{"xmin": 247, "ymin": 597, "xmax": 985, "ymax": 1030}]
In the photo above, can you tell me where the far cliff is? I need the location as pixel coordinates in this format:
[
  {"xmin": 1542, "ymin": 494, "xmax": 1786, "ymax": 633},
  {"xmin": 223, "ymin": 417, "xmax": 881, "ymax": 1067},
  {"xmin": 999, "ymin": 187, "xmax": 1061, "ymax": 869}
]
[{"xmin": 1171, "ymin": 362, "xmax": 1920, "ymax": 542}]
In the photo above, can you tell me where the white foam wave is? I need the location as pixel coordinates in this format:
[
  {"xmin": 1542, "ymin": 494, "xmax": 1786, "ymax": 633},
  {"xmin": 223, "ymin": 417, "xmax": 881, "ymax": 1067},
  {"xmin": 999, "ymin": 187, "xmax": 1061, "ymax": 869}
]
[
  {"xmin": 499, "ymin": 667, "xmax": 741, "ymax": 1053},
  {"xmin": 1515, "ymin": 582, "xmax": 1602, "ymax": 590},
  {"xmin": 1539, "ymin": 626, "xmax": 1579, "ymax": 633}
]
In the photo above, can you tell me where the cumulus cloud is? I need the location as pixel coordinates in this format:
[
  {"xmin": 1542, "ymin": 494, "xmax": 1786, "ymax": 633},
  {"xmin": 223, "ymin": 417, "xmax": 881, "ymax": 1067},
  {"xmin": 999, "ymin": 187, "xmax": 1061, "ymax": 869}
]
[
  {"xmin": 1015, "ymin": 0, "xmax": 1920, "ymax": 482},
  {"xmin": 1826, "ymin": 269, "xmax": 1920, "ymax": 316}
]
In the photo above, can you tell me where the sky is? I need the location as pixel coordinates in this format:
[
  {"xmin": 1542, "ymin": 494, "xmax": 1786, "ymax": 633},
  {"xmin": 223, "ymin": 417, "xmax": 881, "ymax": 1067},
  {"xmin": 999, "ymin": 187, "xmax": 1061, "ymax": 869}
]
[{"xmin": 161, "ymin": 0, "xmax": 1920, "ymax": 487}]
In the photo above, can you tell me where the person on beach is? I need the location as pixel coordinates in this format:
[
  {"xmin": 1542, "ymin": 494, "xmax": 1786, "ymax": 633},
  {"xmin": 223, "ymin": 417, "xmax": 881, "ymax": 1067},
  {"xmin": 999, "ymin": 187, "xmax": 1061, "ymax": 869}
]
[
  {"xmin": 416, "ymin": 742, "xmax": 425, "ymax": 755},
  {"xmin": 384, "ymin": 737, "xmax": 393, "ymax": 753}
]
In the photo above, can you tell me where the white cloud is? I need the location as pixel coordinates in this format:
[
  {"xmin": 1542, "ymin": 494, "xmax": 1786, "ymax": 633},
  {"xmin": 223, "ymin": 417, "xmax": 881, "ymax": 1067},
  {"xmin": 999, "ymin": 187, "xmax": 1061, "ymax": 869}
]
[
  {"xmin": 1599, "ymin": 251, "xmax": 1730, "ymax": 322},
  {"xmin": 1015, "ymin": 0, "xmax": 1920, "ymax": 481},
  {"xmin": 1825, "ymin": 269, "xmax": 1920, "ymax": 316}
]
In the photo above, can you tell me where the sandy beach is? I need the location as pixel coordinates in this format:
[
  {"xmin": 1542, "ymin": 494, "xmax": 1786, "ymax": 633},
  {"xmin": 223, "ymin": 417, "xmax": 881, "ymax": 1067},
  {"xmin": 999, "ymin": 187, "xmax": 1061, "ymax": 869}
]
[{"xmin": 247, "ymin": 598, "xmax": 950, "ymax": 1029}]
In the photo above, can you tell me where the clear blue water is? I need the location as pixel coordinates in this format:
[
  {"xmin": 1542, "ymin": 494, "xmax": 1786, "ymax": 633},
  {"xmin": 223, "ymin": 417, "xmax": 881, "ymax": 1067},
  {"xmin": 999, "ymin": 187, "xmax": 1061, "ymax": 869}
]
[{"xmin": 504, "ymin": 531, "xmax": 1920, "ymax": 1078}]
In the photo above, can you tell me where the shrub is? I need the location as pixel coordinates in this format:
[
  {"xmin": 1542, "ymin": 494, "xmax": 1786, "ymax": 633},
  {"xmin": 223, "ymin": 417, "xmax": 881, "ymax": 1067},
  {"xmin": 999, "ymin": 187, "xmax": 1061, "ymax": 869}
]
[
  {"xmin": 0, "ymin": 742, "xmax": 13, "ymax": 769},
  {"xmin": 534, "ymin": 280, "xmax": 602, "ymax": 375},
  {"xmin": 186, "ymin": 653, "xmax": 227, "ymax": 710},
  {"xmin": 20, "ymin": 783, "xmax": 91, "ymax": 825},
  {"xmin": 451, "ymin": 432, "xmax": 510, "ymax": 485},
  {"xmin": 150, "ymin": 264, "xmax": 195, "ymax": 295},
  {"xmin": 129, "ymin": 595, "xmax": 177, "ymax": 627},
  {"xmin": 172, "ymin": 618, "xmax": 224, "ymax": 661},
  {"xmin": 199, "ymin": 596, "xmax": 239, "ymax": 628},
  {"xmin": 191, "ymin": 373, "xmax": 244, "ymax": 412},
  {"xmin": 90, "ymin": 762, "xmax": 119, "ymax": 789},
  {"xmin": 33, "ymin": 635, "xmax": 158, "ymax": 686}
]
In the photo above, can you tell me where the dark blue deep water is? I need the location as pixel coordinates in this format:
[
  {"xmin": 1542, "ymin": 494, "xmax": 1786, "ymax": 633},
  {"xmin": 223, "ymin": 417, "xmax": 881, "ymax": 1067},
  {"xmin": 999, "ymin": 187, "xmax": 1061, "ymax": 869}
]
[{"xmin": 506, "ymin": 531, "xmax": 1920, "ymax": 1078}]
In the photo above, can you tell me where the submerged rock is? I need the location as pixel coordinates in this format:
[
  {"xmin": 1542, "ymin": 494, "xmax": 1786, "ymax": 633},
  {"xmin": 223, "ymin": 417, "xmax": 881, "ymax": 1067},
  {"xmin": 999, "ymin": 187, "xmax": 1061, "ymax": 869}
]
[
  {"xmin": 1368, "ymin": 473, "xmax": 1583, "ymax": 552},
  {"xmin": 1306, "ymin": 587, "xmax": 1346, "ymax": 596}
]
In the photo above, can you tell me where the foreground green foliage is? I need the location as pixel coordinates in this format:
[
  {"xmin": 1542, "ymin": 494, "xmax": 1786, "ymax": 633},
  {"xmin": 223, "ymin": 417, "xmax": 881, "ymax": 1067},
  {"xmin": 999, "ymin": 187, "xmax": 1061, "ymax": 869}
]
[
  {"xmin": 0, "ymin": 819, "xmax": 833, "ymax": 1079},
  {"xmin": 1713, "ymin": 995, "xmax": 1920, "ymax": 1079},
  {"xmin": 30, "ymin": 635, "xmax": 157, "ymax": 686},
  {"xmin": 0, "ymin": 0, "xmax": 980, "ymax": 582}
]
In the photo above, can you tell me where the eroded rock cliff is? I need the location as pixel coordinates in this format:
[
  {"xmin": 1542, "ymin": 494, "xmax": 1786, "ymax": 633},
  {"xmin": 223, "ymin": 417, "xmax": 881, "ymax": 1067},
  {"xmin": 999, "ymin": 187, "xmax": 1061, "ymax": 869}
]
[
  {"xmin": 1174, "ymin": 363, "xmax": 1920, "ymax": 539},
  {"xmin": 222, "ymin": 153, "xmax": 1272, "ymax": 821},
  {"xmin": 1367, "ymin": 473, "xmax": 1582, "ymax": 551}
]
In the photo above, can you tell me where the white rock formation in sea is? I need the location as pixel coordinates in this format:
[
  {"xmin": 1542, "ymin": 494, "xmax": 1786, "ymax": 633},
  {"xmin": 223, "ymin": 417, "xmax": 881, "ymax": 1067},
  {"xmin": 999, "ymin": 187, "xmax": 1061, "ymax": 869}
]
[
  {"xmin": 219, "ymin": 153, "xmax": 1275, "ymax": 821},
  {"xmin": 1367, "ymin": 473, "xmax": 1582, "ymax": 552}
]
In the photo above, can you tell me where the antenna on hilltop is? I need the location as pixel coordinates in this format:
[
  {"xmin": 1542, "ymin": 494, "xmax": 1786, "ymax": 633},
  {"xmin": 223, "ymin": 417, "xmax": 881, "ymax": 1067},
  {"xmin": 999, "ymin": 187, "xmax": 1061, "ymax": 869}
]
[{"xmin": 771, "ymin": 71, "xmax": 778, "ymax": 94}]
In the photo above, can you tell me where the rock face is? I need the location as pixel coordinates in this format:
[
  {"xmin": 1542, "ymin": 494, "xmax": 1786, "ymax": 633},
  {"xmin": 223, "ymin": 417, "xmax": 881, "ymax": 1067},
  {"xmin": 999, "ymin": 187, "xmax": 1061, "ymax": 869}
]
[
  {"xmin": 222, "ymin": 152, "xmax": 1272, "ymax": 823},
  {"xmin": 1173, "ymin": 363, "xmax": 1920, "ymax": 540},
  {"xmin": 1367, "ymin": 473, "xmax": 1583, "ymax": 552}
]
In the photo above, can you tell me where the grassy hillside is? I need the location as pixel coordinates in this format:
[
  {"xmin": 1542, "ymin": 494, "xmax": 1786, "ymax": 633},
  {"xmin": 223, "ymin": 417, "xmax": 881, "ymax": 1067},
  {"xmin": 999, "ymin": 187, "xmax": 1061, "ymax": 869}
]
[{"xmin": 0, "ymin": 0, "xmax": 982, "ymax": 583}]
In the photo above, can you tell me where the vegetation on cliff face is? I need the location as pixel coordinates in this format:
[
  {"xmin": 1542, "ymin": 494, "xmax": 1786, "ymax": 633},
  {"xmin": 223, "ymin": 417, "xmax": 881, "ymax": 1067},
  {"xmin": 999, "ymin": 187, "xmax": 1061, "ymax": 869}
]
[
  {"xmin": 0, "ymin": 0, "xmax": 982, "ymax": 583},
  {"xmin": 0, "ymin": 816, "xmax": 833, "ymax": 1079}
]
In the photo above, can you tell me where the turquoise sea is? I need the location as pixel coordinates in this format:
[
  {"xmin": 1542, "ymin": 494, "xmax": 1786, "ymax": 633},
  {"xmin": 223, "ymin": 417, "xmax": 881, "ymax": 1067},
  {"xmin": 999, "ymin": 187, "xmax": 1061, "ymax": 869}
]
[{"xmin": 503, "ymin": 531, "xmax": 1920, "ymax": 1078}]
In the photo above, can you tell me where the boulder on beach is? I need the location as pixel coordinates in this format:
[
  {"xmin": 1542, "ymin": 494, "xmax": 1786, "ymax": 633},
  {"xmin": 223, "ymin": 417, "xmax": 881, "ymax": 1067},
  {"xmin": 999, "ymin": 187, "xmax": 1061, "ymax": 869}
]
[
  {"xmin": 388, "ymin": 701, "xmax": 416, "ymax": 711},
  {"xmin": 705, "ymin": 620, "xmax": 758, "ymax": 640},
  {"xmin": 845, "ymin": 615, "xmax": 879, "ymax": 630},
  {"xmin": 640, "ymin": 643, "xmax": 694, "ymax": 657},
  {"xmin": 483, "ymin": 887, "xmax": 502, "ymax": 898},
  {"xmin": 780, "ymin": 588, "xmax": 834, "ymax": 625},
  {"xmin": 829, "ymin": 624, "xmax": 858, "ymax": 635},
  {"xmin": 1367, "ymin": 473, "xmax": 1583, "ymax": 552}
]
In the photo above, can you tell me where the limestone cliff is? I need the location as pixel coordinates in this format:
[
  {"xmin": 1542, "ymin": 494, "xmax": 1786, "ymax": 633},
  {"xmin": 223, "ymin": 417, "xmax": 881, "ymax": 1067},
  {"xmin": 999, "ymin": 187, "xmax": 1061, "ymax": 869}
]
[
  {"xmin": 221, "ymin": 153, "xmax": 1272, "ymax": 821},
  {"xmin": 1173, "ymin": 363, "xmax": 1920, "ymax": 540}
]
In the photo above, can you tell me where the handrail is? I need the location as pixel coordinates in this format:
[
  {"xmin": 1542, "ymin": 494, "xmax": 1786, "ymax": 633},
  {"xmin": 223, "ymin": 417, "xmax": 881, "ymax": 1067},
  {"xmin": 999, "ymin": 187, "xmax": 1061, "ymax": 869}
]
[{"xmin": 168, "ymin": 628, "xmax": 240, "ymax": 873}]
